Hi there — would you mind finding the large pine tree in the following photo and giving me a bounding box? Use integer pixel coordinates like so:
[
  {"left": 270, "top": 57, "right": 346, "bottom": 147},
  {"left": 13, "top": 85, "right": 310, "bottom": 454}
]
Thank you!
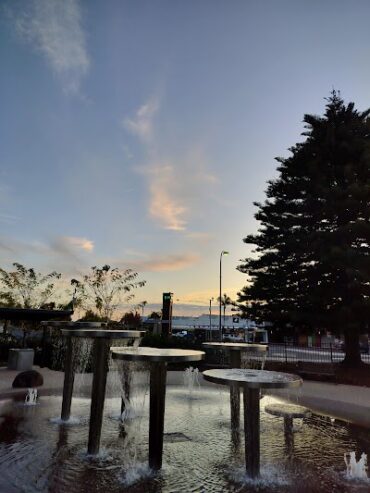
[{"left": 238, "top": 92, "right": 370, "bottom": 366}]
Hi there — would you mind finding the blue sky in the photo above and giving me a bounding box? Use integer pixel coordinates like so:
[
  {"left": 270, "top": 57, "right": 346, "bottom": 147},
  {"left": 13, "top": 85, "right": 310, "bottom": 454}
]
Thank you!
[{"left": 1, "top": 0, "right": 370, "bottom": 315}]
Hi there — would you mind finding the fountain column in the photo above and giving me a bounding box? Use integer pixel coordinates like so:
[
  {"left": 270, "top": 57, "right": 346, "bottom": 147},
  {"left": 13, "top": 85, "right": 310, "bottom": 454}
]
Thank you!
[
  {"left": 120, "top": 365, "right": 132, "bottom": 417},
  {"left": 149, "top": 361, "right": 167, "bottom": 470},
  {"left": 87, "top": 338, "right": 110, "bottom": 455},
  {"left": 61, "top": 337, "right": 75, "bottom": 421},
  {"left": 243, "top": 387, "right": 260, "bottom": 478},
  {"left": 229, "top": 350, "right": 241, "bottom": 430}
]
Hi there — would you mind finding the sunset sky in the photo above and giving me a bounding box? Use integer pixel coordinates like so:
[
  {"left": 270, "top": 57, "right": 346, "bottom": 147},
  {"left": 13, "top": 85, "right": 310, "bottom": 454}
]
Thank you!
[{"left": 2, "top": 1, "right": 370, "bottom": 315}]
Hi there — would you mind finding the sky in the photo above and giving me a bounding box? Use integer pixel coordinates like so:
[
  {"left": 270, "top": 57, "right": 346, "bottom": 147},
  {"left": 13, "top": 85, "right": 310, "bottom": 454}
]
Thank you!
[{"left": 1, "top": 0, "right": 370, "bottom": 316}]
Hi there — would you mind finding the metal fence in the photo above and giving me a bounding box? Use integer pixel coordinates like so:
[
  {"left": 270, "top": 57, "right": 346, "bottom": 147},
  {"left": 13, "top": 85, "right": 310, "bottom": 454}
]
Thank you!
[
  {"left": 204, "top": 343, "right": 370, "bottom": 366},
  {"left": 266, "top": 343, "right": 370, "bottom": 364}
]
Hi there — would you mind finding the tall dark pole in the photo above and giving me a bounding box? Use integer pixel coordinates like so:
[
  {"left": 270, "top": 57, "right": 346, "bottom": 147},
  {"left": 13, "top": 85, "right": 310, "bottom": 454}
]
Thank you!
[
  {"left": 87, "top": 338, "right": 110, "bottom": 455},
  {"left": 149, "top": 361, "right": 167, "bottom": 470},
  {"left": 243, "top": 387, "right": 260, "bottom": 478},
  {"left": 209, "top": 298, "right": 213, "bottom": 341},
  {"left": 219, "top": 251, "right": 229, "bottom": 342},
  {"left": 219, "top": 253, "right": 222, "bottom": 341},
  {"left": 61, "top": 337, "right": 75, "bottom": 421},
  {"left": 230, "top": 350, "right": 242, "bottom": 430}
]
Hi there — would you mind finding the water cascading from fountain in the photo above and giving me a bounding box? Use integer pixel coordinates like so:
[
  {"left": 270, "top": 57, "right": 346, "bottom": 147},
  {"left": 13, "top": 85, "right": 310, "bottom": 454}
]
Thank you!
[
  {"left": 105, "top": 339, "right": 129, "bottom": 417},
  {"left": 241, "top": 350, "right": 266, "bottom": 370},
  {"left": 344, "top": 451, "right": 368, "bottom": 480},
  {"left": 118, "top": 361, "right": 151, "bottom": 485},
  {"left": 50, "top": 337, "right": 93, "bottom": 424},
  {"left": 107, "top": 338, "right": 141, "bottom": 419},
  {"left": 117, "top": 359, "right": 149, "bottom": 421},
  {"left": 25, "top": 388, "right": 38, "bottom": 405},
  {"left": 183, "top": 366, "right": 200, "bottom": 397},
  {"left": 73, "top": 338, "right": 94, "bottom": 398}
]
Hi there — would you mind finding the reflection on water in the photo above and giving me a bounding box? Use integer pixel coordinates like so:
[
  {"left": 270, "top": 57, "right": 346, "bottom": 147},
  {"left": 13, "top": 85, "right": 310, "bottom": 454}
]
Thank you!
[{"left": 0, "top": 389, "right": 369, "bottom": 492}]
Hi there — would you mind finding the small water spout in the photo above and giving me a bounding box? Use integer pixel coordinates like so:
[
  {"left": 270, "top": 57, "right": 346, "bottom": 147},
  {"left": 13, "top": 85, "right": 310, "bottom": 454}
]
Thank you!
[
  {"left": 25, "top": 388, "right": 38, "bottom": 406},
  {"left": 344, "top": 451, "right": 368, "bottom": 480},
  {"left": 183, "top": 367, "right": 200, "bottom": 396}
]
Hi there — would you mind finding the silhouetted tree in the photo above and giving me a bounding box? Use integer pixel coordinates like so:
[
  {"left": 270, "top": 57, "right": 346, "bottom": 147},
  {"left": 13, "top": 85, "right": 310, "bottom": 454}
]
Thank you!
[
  {"left": 0, "top": 263, "right": 61, "bottom": 345},
  {"left": 121, "top": 311, "right": 142, "bottom": 328},
  {"left": 71, "top": 265, "right": 145, "bottom": 322},
  {"left": 148, "top": 311, "right": 161, "bottom": 319},
  {"left": 237, "top": 92, "right": 370, "bottom": 367},
  {"left": 217, "top": 293, "right": 234, "bottom": 326},
  {"left": 0, "top": 263, "right": 61, "bottom": 308},
  {"left": 136, "top": 300, "right": 147, "bottom": 316},
  {"left": 78, "top": 309, "right": 106, "bottom": 322}
]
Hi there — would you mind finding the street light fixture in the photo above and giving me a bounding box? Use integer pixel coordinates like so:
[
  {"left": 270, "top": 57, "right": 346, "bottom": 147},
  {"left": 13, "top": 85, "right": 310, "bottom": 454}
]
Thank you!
[{"left": 219, "top": 250, "right": 229, "bottom": 341}]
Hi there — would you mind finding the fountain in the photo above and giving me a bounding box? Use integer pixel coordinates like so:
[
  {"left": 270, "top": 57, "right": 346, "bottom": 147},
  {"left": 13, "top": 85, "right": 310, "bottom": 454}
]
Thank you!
[
  {"left": 41, "top": 321, "right": 144, "bottom": 455},
  {"left": 2, "top": 363, "right": 370, "bottom": 491},
  {"left": 183, "top": 366, "right": 200, "bottom": 396},
  {"left": 264, "top": 403, "right": 310, "bottom": 435},
  {"left": 111, "top": 347, "right": 205, "bottom": 470},
  {"left": 203, "top": 368, "right": 302, "bottom": 479},
  {"left": 265, "top": 403, "right": 309, "bottom": 452},
  {"left": 203, "top": 342, "right": 268, "bottom": 431},
  {"left": 344, "top": 451, "right": 368, "bottom": 480},
  {"left": 24, "top": 388, "right": 38, "bottom": 406}
]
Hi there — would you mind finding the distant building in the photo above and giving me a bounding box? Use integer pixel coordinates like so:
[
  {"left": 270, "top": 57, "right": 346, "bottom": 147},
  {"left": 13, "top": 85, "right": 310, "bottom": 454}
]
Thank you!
[{"left": 171, "top": 314, "right": 264, "bottom": 330}]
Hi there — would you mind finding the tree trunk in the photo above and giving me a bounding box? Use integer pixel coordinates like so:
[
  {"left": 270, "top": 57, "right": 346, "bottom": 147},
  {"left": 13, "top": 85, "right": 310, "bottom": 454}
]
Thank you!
[{"left": 342, "top": 330, "right": 362, "bottom": 367}]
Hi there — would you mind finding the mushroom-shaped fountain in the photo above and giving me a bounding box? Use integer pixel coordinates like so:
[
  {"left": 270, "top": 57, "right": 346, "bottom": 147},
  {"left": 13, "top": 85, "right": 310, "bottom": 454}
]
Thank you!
[
  {"left": 111, "top": 347, "right": 205, "bottom": 470},
  {"left": 203, "top": 368, "right": 302, "bottom": 479},
  {"left": 202, "top": 342, "right": 268, "bottom": 430},
  {"left": 41, "top": 321, "right": 144, "bottom": 455}
]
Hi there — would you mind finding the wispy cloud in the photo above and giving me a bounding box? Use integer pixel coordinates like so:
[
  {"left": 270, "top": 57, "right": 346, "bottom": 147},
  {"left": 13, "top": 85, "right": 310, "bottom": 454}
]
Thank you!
[
  {"left": 180, "top": 287, "right": 239, "bottom": 305},
  {"left": 123, "top": 97, "right": 159, "bottom": 143},
  {"left": 0, "top": 238, "right": 19, "bottom": 254},
  {"left": 123, "top": 97, "right": 218, "bottom": 232},
  {"left": 185, "top": 232, "right": 213, "bottom": 244},
  {"left": 49, "top": 236, "right": 94, "bottom": 259},
  {"left": 145, "top": 164, "right": 187, "bottom": 231},
  {"left": 59, "top": 236, "right": 94, "bottom": 252},
  {"left": 123, "top": 252, "right": 200, "bottom": 272},
  {"left": 124, "top": 249, "right": 150, "bottom": 258},
  {"left": 0, "top": 234, "right": 94, "bottom": 275},
  {"left": 14, "top": 0, "right": 89, "bottom": 95},
  {"left": 0, "top": 213, "right": 18, "bottom": 224},
  {"left": 0, "top": 183, "right": 17, "bottom": 224},
  {"left": 139, "top": 150, "right": 218, "bottom": 232}
]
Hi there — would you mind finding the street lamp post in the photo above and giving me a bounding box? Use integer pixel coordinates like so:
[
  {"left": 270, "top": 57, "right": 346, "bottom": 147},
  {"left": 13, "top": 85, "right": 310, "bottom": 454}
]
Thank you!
[{"left": 219, "top": 251, "right": 229, "bottom": 341}]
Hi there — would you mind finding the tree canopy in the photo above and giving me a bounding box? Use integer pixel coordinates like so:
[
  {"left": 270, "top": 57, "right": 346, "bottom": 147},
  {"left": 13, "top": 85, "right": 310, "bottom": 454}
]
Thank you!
[
  {"left": 237, "top": 92, "right": 370, "bottom": 365},
  {"left": 0, "top": 262, "right": 61, "bottom": 309},
  {"left": 217, "top": 293, "right": 234, "bottom": 323},
  {"left": 71, "top": 264, "right": 146, "bottom": 322}
]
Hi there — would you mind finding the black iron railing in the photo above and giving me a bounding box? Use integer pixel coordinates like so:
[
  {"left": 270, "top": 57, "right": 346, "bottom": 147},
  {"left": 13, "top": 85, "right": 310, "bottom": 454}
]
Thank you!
[{"left": 204, "top": 342, "right": 370, "bottom": 366}]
